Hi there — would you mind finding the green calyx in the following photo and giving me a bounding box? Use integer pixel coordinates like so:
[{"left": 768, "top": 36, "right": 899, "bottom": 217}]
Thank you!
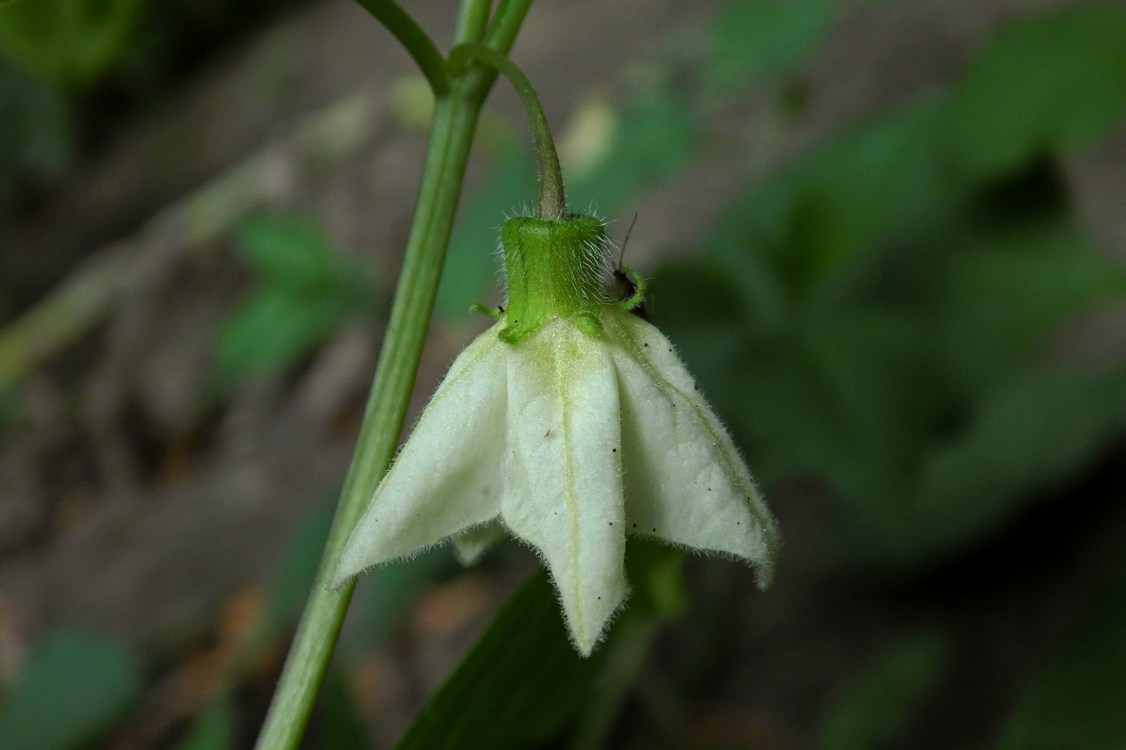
[{"left": 499, "top": 213, "right": 608, "bottom": 344}]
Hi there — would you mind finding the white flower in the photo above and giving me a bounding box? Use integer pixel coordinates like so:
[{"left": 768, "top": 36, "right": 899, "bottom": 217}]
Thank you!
[{"left": 332, "top": 214, "right": 779, "bottom": 655}]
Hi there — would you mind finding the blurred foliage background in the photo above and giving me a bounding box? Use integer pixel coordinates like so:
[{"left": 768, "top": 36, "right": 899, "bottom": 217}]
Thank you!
[{"left": 2, "top": 0, "right": 1126, "bottom": 748}]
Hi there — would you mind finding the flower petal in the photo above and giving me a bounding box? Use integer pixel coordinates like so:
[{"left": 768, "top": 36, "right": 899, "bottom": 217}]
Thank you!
[
  {"left": 451, "top": 521, "right": 505, "bottom": 565},
  {"left": 604, "top": 310, "right": 780, "bottom": 587},
  {"left": 501, "top": 320, "right": 628, "bottom": 655},
  {"left": 332, "top": 324, "right": 507, "bottom": 587}
]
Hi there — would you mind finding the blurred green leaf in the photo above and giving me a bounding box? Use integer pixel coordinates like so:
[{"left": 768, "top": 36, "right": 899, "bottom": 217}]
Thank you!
[
  {"left": 714, "top": 95, "right": 961, "bottom": 303},
  {"left": 215, "top": 287, "right": 356, "bottom": 382},
  {"left": 259, "top": 499, "right": 337, "bottom": 641},
  {"left": 396, "top": 542, "right": 680, "bottom": 750},
  {"left": 394, "top": 569, "right": 605, "bottom": 750},
  {"left": 994, "top": 565, "right": 1126, "bottom": 750},
  {"left": 945, "top": 6, "right": 1126, "bottom": 182},
  {"left": 0, "top": 0, "right": 147, "bottom": 90},
  {"left": 261, "top": 495, "right": 452, "bottom": 654},
  {"left": 213, "top": 214, "right": 370, "bottom": 386},
  {"left": 0, "top": 382, "right": 23, "bottom": 431},
  {"left": 568, "top": 90, "right": 698, "bottom": 214},
  {"left": 0, "top": 628, "right": 143, "bottom": 750},
  {"left": 316, "top": 671, "right": 369, "bottom": 750},
  {"left": 172, "top": 699, "right": 234, "bottom": 750},
  {"left": 351, "top": 547, "right": 453, "bottom": 646},
  {"left": 819, "top": 630, "right": 949, "bottom": 750},
  {"left": 909, "top": 366, "right": 1126, "bottom": 562},
  {"left": 236, "top": 215, "right": 359, "bottom": 292},
  {"left": 682, "top": 60, "right": 1126, "bottom": 571},
  {"left": 0, "top": 58, "right": 74, "bottom": 195},
  {"left": 933, "top": 215, "right": 1126, "bottom": 393},
  {"left": 707, "top": 0, "right": 831, "bottom": 86}
]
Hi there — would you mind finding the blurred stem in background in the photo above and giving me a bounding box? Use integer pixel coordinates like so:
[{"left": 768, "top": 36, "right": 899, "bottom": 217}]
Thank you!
[{"left": 253, "top": 2, "right": 532, "bottom": 748}]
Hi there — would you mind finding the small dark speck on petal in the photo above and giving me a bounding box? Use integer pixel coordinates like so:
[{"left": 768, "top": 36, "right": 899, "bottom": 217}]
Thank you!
[
  {"left": 651, "top": 527, "right": 657, "bottom": 533},
  {"left": 632, "top": 523, "right": 637, "bottom": 528},
  {"left": 644, "top": 342, "right": 649, "bottom": 347},
  {"left": 612, "top": 448, "right": 617, "bottom": 453},
  {"left": 608, "top": 522, "right": 613, "bottom": 526}
]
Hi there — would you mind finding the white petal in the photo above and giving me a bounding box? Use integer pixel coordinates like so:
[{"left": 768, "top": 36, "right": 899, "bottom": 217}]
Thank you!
[
  {"left": 331, "top": 324, "right": 507, "bottom": 588},
  {"left": 604, "top": 310, "right": 780, "bottom": 587},
  {"left": 451, "top": 521, "right": 505, "bottom": 565},
  {"left": 501, "top": 319, "right": 628, "bottom": 655}
]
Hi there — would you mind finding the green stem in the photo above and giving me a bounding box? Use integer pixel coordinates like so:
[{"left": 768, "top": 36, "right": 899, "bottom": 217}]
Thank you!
[
  {"left": 453, "top": 0, "right": 492, "bottom": 44},
  {"left": 253, "top": 100, "right": 476, "bottom": 750},
  {"left": 484, "top": 0, "right": 534, "bottom": 52},
  {"left": 253, "top": 3, "right": 535, "bottom": 745},
  {"left": 353, "top": 0, "right": 451, "bottom": 96},
  {"left": 449, "top": 41, "right": 565, "bottom": 219}
]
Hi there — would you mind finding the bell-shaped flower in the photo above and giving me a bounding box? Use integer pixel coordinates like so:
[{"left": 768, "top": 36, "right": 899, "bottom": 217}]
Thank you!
[{"left": 332, "top": 213, "right": 779, "bottom": 655}]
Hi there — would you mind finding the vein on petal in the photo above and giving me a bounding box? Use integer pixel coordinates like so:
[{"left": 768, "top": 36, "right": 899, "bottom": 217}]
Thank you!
[{"left": 554, "top": 331, "right": 585, "bottom": 643}]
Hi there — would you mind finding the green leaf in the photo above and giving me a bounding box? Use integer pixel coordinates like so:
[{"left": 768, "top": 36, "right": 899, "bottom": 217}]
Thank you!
[
  {"left": 0, "top": 0, "right": 147, "bottom": 90},
  {"left": 172, "top": 699, "right": 235, "bottom": 750},
  {"left": 396, "top": 542, "right": 680, "bottom": 750},
  {"left": 945, "top": 6, "right": 1126, "bottom": 181},
  {"left": 213, "top": 215, "right": 370, "bottom": 385},
  {"left": 237, "top": 215, "right": 357, "bottom": 292},
  {"left": 214, "top": 285, "right": 358, "bottom": 383},
  {"left": 259, "top": 500, "right": 337, "bottom": 642},
  {"left": 351, "top": 547, "right": 453, "bottom": 647},
  {"left": 567, "top": 90, "right": 697, "bottom": 215},
  {"left": 394, "top": 570, "right": 605, "bottom": 750},
  {"left": 0, "top": 628, "right": 143, "bottom": 750},
  {"left": 0, "top": 58, "right": 74, "bottom": 193},
  {"left": 713, "top": 95, "right": 960, "bottom": 301},
  {"left": 995, "top": 567, "right": 1126, "bottom": 750},
  {"left": 910, "top": 366, "right": 1126, "bottom": 561},
  {"left": 0, "top": 382, "right": 23, "bottom": 431},
  {"left": 707, "top": 0, "right": 832, "bottom": 86},
  {"left": 933, "top": 215, "right": 1126, "bottom": 393},
  {"left": 316, "top": 671, "right": 369, "bottom": 750},
  {"left": 819, "top": 630, "right": 949, "bottom": 750}
]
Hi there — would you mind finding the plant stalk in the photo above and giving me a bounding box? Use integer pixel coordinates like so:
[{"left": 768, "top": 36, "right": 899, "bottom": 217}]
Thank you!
[
  {"left": 254, "top": 51, "right": 506, "bottom": 750},
  {"left": 254, "top": 3, "right": 536, "bottom": 746}
]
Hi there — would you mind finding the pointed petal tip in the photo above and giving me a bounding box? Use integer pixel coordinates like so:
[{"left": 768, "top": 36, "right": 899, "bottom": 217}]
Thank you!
[
  {"left": 562, "top": 580, "right": 631, "bottom": 658},
  {"left": 451, "top": 520, "right": 504, "bottom": 566},
  {"left": 327, "top": 544, "right": 381, "bottom": 592},
  {"left": 753, "top": 557, "right": 776, "bottom": 591},
  {"left": 749, "top": 521, "right": 782, "bottom": 590}
]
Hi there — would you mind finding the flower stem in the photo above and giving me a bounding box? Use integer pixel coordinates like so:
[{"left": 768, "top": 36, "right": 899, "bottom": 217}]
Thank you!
[
  {"left": 453, "top": 0, "right": 492, "bottom": 46},
  {"left": 484, "top": 0, "right": 535, "bottom": 52},
  {"left": 352, "top": 0, "right": 451, "bottom": 96},
  {"left": 449, "top": 41, "right": 566, "bottom": 219},
  {"left": 253, "top": 4, "right": 533, "bottom": 747}
]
